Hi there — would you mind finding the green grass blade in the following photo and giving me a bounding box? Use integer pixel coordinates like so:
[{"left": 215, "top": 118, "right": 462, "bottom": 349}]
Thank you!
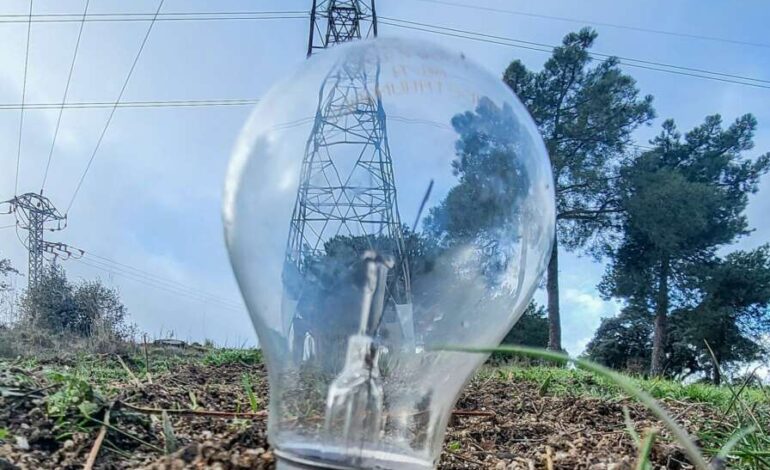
[
  {"left": 716, "top": 426, "right": 756, "bottom": 462},
  {"left": 623, "top": 406, "right": 641, "bottom": 446},
  {"left": 635, "top": 429, "right": 657, "bottom": 470},
  {"left": 241, "top": 373, "right": 260, "bottom": 413},
  {"left": 440, "top": 344, "right": 711, "bottom": 470}
]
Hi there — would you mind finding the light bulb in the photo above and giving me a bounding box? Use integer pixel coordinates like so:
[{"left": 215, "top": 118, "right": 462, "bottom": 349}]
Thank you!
[{"left": 223, "top": 37, "right": 555, "bottom": 469}]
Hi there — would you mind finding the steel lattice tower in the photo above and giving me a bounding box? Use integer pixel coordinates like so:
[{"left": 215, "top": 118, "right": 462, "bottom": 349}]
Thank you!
[
  {"left": 307, "top": 0, "right": 377, "bottom": 57},
  {"left": 284, "top": 1, "right": 412, "bottom": 344},
  {"left": 2, "top": 193, "right": 68, "bottom": 288}
]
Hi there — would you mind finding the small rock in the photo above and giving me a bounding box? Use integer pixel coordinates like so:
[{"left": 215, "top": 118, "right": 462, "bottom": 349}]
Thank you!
[
  {"left": 14, "top": 436, "right": 29, "bottom": 451},
  {"left": 0, "top": 457, "right": 21, "bottom": 470}
]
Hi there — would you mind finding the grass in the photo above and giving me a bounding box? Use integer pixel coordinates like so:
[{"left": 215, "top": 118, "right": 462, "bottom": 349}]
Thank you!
[
  {"left": 204, "top": 348, "right": 263, "bottom": 366},
  {"left": 482, "top": 364, "right": 766, "bottom": 407},
  {"left": 4, "top": 345, "right": 768, "bottom": 469},
  {"left": 472, "top": 348, "right": 770, "bottom": 470},
  {"left": 489, "top": 364, "right": 768, "bottom": 468}
]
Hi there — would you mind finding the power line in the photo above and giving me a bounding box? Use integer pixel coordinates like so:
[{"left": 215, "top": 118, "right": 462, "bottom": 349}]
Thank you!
[
  {"left": 79, "top": 253, "right": 242, "bottom": 310},
  {"left": 0, "top": 98, "right": 261, "bottom": 110},
  {"left": 413, "top": 0, "right": 770, "bottom": 50},
  {"left": 382, "top": 17, "right": 770, "bottom": 85},
  {"left": 0, "top": 224, "right": 17, "bottom": 230},
  {"left": 379, "top": 17, "right": 770, "bottom": 90},
  {"left": 41, "top": 0, "right": 89, "bottom": 194},
  {"left": 73, "top": 257, "right": 243, "bottom": 313},
  {"left": 0, "top": 11, "right": 307, "bottom": 24},
  {"left": 66, "top": 0, "right": 164, "bottom": 215},
  {"left": 14, "top": 0, "right": 33, "bottom": 196}
]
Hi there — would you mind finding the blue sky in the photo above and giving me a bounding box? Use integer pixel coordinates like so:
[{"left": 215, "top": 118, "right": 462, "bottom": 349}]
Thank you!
[{"left": 0, "top": 0, "right": 768, "bottom": 355}]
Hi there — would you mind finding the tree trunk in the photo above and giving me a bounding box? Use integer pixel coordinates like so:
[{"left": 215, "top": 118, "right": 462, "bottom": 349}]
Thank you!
[
  {"left": 650, "top": 258, "right": 670, "bottom": 377},
  {"left": 546, "top": 235, "right": 561, "bottom": 351}
]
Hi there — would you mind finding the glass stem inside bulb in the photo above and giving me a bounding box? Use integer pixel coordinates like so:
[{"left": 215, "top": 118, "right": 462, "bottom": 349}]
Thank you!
[{"left": 323, "top": 251, "right": 390, "bottom": 459}]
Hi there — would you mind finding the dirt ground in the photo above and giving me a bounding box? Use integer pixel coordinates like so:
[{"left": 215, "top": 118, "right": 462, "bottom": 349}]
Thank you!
[{"left": 1, "top": 356, "right": 723, "bottom": 469}]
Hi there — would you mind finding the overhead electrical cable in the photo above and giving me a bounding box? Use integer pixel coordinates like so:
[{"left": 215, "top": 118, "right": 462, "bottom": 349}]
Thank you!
[
  {"left": 14, "top": 0, "right": 33, "bottom": 196},
  {"left": 412, "top": 0, "right": 770, "bottom": 50},
  {"left": 379, "top": 17, "right": 770, "bottom": 90},
  {"left": 0, "top": 11, "right": 307, "bottom": 24},
  {"left": 0, "top": 98, "right": 261, "bottom": 110},
  {"left": 66, "top": 0, "right": 165, "bottom": 215},
  {"left": 391, "top": 17, "right": 770, "bottom": 85},
  {"left": 73, "top": 258, "right": 243, "bottom": 313},
  {"left": 81, "top": 251, "right": 242, "bottom": 309},
  {"left": 41, "top": 0, "right": 89, "bottom": 194}
]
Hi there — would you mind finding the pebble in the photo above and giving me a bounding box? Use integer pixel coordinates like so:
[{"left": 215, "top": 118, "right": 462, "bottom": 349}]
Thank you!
[{"left": 14, "top": 436, "right": 29, "bottom": 451}]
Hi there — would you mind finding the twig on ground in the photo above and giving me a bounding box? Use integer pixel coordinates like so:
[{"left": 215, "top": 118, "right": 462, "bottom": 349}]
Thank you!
[
  {"left": 451, "top": 409, "right": 496, "bottom": 417},
  {"left": 84, "top": 404, "right": 112, "bottom": 470},
  {"left": 115, "top": 355, "right": 142, "bottom": 387},
  {"left": 118, "top": 401, "right": 267, "bottom": 419}
]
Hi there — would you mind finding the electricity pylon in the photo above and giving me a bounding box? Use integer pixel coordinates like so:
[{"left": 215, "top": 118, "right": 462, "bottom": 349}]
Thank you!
[
  {"left": 307, "top": 0, "right": 377, "bottom": 57},
  {"left": 284, "top": 0, "right": 413, "bottom": 356},
  {"left": 1, "top": 193, "right": 79, "bottom": 288}
]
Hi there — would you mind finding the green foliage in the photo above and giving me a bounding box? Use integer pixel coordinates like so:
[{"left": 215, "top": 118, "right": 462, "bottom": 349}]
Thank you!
[
  {"left": 426, "top": 97, "right": 529, "bottom": 244},
  {"left": 19, "top": 264, "right": 131, "bottom": 340},
  {"left": 204, "top": 348, "right": 262, "bottom": 366},
  {"left": 503, "top": 28, "right": 655, "bottom": 350},
  {"left": 635, "top": 430, "right": 657, "bottom": 470},
  {"left": 161, "top": 410, "right": 179, "bottom": 454},
  {"left": 504, "top": 28, "right": 654, "bottom": 247},
  {"left": 585, "top": 305, "right": 653, "bottom": 374},
  {"left": 601, "top": 115, "right": 770, "bottom": 376},
  {"left": 489, "top": 303, "right": 549, "bottom": 364},
  {"left": 484, "top": 350, "right": 770, "bottom": 469},
  {"left": 458, "top": 344, "right": 711, "bottom": 469},
  {"left": 0, "top": 256, "right": 17, "bottom": 291},
  {"left": 241, "top": 373, "right": 261, "bottom": 412},
  {"left": 46, "top": 370, "right": 102, "bottom": 417},
  {"left": 503, "top": 303, "right": 549, "bottom": 347}
]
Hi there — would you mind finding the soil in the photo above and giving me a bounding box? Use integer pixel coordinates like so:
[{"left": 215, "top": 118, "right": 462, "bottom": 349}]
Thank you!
[{"left": 0, "top": 357, "right": 722, "bottom": 469}]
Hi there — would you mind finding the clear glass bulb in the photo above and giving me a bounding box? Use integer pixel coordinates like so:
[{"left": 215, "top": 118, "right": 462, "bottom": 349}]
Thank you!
[{"left": 223, "top": 37, "right": 555, "bottom": 469}]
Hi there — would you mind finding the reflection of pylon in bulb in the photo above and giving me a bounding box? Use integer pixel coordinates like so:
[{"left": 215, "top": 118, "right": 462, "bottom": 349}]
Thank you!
[{"left": 224, "top": 37, "right": 555, "bottom": 469}]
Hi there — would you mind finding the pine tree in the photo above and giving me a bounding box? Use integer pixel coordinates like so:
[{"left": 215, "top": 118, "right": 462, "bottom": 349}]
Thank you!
[
  {"left": 602, "top": 115, "right": 770, "bottom": 376},
  {"left": 504, "top": 28, "right": 654, "bottom": 350}
]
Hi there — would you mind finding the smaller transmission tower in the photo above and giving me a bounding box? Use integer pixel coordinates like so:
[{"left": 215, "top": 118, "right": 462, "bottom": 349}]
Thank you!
[
  {"left": 2, "top": 193, "right": 68, "bottom": 288},
  {"left": 307, "top": 0, "right": 377, "bottom": 57}
]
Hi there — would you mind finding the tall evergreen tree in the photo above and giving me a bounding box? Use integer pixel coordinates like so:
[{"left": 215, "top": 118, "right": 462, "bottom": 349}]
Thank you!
[
  {"left": 602, "top": 115, "right": 770, "bottom": 376},
  {"left": 504, "top": 28, "right": 654, "bottom": 350}
]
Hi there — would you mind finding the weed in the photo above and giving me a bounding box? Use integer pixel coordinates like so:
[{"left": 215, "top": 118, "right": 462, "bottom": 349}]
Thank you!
[
  {"left": 46, "top": 371, "right": 102, "bottom": 418},
  {"left": 242, "top": 373, "right": 261, "bottom": 412},
  {"left": 188, "top": 391, "right": 199, "bottom": 411},
  {"left": 161, "top": 411, "right": 179, "bottom": 454},
  {"left": 204, "top": 348, "right": 262, "bottom": 366}
]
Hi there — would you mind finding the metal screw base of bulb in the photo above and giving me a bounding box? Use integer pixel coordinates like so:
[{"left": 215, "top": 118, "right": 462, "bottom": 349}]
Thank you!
[{"left": 275, "top": 451, "right": 355, "bottom": 470}]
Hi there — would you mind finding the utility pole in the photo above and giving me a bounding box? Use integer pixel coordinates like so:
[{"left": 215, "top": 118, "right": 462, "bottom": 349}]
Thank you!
[
  {"left": 284, "top": 1, "right": 414, "bottom": 360},
  {"left": 1, "top": 193, "right": 79, "bottom": 288}
]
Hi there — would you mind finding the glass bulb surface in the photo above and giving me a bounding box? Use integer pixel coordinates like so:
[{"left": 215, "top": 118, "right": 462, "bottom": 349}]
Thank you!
[{"left": 224, "top": 37, "right": 555, "bottom": 469}]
